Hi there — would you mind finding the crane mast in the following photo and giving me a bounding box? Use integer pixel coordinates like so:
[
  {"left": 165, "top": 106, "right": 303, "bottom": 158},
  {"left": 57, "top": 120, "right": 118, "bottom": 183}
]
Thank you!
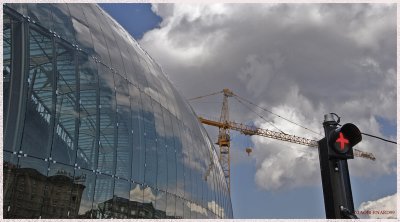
[{"left": 217, "top": 89, "right": 233, "bottom": 193}]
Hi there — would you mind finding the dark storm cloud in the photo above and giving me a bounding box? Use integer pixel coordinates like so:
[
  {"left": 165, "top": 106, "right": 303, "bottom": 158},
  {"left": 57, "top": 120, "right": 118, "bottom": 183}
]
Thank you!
[{"left": 140, "top": 3, "right": 396, "bottom": 190}]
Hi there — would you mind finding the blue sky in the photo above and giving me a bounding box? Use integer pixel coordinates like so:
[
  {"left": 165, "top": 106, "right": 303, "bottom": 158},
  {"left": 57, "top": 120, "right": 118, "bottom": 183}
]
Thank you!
[
  {"left": 100, "top": 4, "right": 161, "bottom": 40},
  {"left": 100, "top": 3, "right": 396, "bottom": 219}
]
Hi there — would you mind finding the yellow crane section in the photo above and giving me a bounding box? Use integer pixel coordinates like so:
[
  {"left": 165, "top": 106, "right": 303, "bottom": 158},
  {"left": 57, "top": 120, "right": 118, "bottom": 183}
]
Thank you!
[{"left": 198, "top": 116, "right": 376, "bottom": 161}]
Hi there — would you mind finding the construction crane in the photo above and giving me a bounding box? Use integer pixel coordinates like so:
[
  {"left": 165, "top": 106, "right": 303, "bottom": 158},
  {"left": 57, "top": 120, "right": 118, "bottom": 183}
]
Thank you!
[{"left": 190, "top": 88, "right": 376, "bottom": 194}]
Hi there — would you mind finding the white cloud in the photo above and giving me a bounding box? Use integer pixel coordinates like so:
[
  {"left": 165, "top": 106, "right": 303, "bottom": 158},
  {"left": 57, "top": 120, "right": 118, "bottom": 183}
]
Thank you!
[
  {"left": 140, "top": 3, "right": 396, "bottom": 191},
  {"left": 208, "top": 200, "right": 225, "bottom": 218},
  {"left": 188, "top": 201, "right": 208, "bottom": 217},
  {"left": 129, "top": 184, "right": 157, "bottom": 203},
  {"left": 357, "top": 193, "right": 397, "bottom": 219}
]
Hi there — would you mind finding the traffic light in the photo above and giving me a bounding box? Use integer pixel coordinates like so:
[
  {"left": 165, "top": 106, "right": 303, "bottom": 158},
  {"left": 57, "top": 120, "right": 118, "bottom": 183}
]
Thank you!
[
  {"left": 327, "top": 123, "right": 362, "bottom": 160},
  {"left": 319, "top": 114, "right": 360, "bottom": 219}
]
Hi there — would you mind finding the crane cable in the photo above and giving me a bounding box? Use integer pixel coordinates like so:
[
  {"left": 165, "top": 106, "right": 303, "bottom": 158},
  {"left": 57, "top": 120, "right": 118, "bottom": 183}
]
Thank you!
[
  {"left": 188, "top": 90, "right": 222, "bottom": 101},
  {"left": 232, "top": 93, "right": 323, "bottom": 136},
  {"left": 361, "top": 133, "right": 397, "bottom": 144},
  {"left": 233, "top": 96, "right": 286, "bottom": 134},
  {"left": 333, "top": 115, "right": 397, "bottom": 145}
]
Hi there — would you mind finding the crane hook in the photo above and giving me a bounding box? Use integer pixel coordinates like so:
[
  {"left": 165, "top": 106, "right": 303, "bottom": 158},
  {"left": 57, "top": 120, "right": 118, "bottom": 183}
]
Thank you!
[{"left": 245, "top": 147, "right": 252, "bottom": 156}]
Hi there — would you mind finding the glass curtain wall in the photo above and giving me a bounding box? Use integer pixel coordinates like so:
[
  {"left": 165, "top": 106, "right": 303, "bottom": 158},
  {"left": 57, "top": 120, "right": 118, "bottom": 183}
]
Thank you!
[{"left": 3, "top": 3, "right": 233, "bottom": 219}]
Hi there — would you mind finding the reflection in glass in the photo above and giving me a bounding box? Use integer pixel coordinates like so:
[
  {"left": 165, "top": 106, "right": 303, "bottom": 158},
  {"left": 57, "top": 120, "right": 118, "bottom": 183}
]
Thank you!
[
  {"left": 21, "top": 28, "right": 53, "bottom": 159},
  {"left": 155, "top": 190, "right": 166, "bottom": 218},
  {"left": 51, "top": 42, "right": 77, "bottom": 165},
  {"left": 50, "top": 4, "right": 76, "bottom": 44},
  {"left": 27, "top": 4, "right": 53, "bottom": 31},
  {"left": 175, "top": 197, "right": 184, "bottom": 218},
  {"left": 74, "top": 168, "right": 95, "bottom": 218},
  {"left": 152, "top": 100, "right": 168, "bottom": 191},
  {"left": 166, "top": 192, "right": 176, "bottom": 218},
  {"left": 92, "top": 174, "right": 114, "bottom": 219},
  {"left": 3, "top": 13, "right": 12, "bottom": 132},
  {"left": 76, "top": 54, "right": 98, "bottom": 170},
  {"left": 115, "top": 74, "right": 132, "bottom": 180},
  {"left": 129, "top": 85, "right": 145, "bottom": 184},
  {"left": 41, "top": 163, "right": 77, "bottom": 218},
  {"left": 3, "top": 151, "right": 18, "bottom": 217},
  {"left": 7, "top": 157, "right": 48, "bottom": 218},
  {"left": 97, "top": 64, "right": 116, "bottom": 175},
  {"left": 142, "top": 94, "right": 157, "bottom": 188},
  {"left": 113, "top": 179, "right": 130, "bottom": 218},
  {"left": 82, "top": 5, "right": 110, "bottom": 66}
]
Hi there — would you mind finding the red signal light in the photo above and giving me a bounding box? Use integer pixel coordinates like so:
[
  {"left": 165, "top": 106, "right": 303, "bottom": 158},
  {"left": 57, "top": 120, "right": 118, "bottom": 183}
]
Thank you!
[{"left": 336, "top": 132, "right": 349, "bottom": 150}]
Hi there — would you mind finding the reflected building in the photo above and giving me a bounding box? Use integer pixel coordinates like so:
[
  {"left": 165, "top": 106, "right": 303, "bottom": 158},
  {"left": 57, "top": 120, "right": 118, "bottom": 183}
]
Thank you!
[
  {"left": 4, "top": 162, "right": 85, "bottom": 218},
  {"left": 3, "top": 3, "right": 233, "bottom": 219}
]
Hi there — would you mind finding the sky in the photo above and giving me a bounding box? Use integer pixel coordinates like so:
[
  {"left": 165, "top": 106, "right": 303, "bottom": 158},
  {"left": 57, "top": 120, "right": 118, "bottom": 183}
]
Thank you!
[{"left": 100, "top": 3, "right": 397, "bottom": 219}]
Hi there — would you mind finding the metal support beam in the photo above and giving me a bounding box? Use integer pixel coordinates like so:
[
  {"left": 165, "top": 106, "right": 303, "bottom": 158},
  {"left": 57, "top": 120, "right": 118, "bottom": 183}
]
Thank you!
[{"left": 4, "top": 16, "right": 28, "bottom": 153}]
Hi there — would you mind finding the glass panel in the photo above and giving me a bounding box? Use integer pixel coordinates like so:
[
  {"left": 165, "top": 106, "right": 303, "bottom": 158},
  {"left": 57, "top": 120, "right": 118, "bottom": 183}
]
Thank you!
[
  {"left": 3, "top": 151, "right": 19, "bottom": 218},
  {"left": 94, "top": 5, "right": 126, "bottom": 78},
  {"left": 128, "top": 183, "right": 144, "bottom": 218},
  {"left": 67, "top": 4, "right": 88, "bottom": 26},
  {"left": 183, "top": 200, "right": 191, "bottom": 219},
  {"left": 139, "top": 57, "right": 160, "bottom": 103},
  {"left": 191, "top": 202, "right": 199, "bottom": 219},
  {"left": 113, "top": 179, "right": 130, "bottom": 218},
  {"left": 125, "top": 37, "right": 148, "bottom": 89},
  {"left": 216, "top": 176, "right": 222, "bottom": 218},
  {"left": 151, "top": 62, "right": 178, "bottom": 117},
  {"left": 82, "top": 5, "right": 110, "bottom": 66},
  {"left": 142, "top": 186, "right": 156, "bottom": 218},
  {"left": 115, "top": 74, "right": 132, "bottom": 180},
  {"left": 182, "top": 127, "right": 192, "bottom": 202},
  {"left": 50, "top": 3, "right": 76, "bottom": 43},
  {"left": 74, "top": 168, "right": 95, "bottom": 218},
  {"left": 51, "top": 42, "right": 76, "bottom": 165},
  {"left": 3, "top": 13, "right": 12, "bottom": 132},
  {"left": 166, "top": 193, "right": 175, "bottom": 218},
  {"left": 67, "top": 4, "right": 94, "bottom": 54},
  {"left": 175, "top": 197, "right": 184, "bottom": 218},
  {"left": 21, "top": 28, "right": 53, "bottom": 159},
  {"left": 142, "top": 57, "right": 167, "bottom": 109},
  {"left": 92, "top": 174, "right": 114, "bottom": 219},
  {"left": 187, "top": 128, "right": 197, "bottom": 202},
  {"left": 41, "top": 162, "right": 74, "bottom": 218},
  {"left": 27, "top": 4, "right": 53, "bottom": 30},
  {"left": 204, "top": 182, "right": 209, "bottom": 217},
  {"left": 76, "top": 53, "right": 98, "bottom": 170},
  {"left": 7, "top": 3, "right": 28, "bottom": 15},
  {"left": 9, "top": 157, "right": 48, "bottom": 218},
  {"left": 191, "top": 168, "right": 199, "bottom": 209},
  {"left": 172, "top": 119, "right": 184, "bottom": 198},
  {"left": 97, "top": 64, "right": 116, "bottom": 175},
  {"left": 154, "top": 103, "right": 167, "bottom": 191},
  {"left": 164, "top": 112, "right": 177, "bottom": 195},
  {"left": 129, "top": 85, "right": 145, "bottom": 184},
  {"left": 154, "top": 190, "right": 166, "bottom": 218},
  {"left": 110, "top": 26, "right": 136, "bottom": 82},
  {"left": 142, "top": 94, "right": 157, "bottom": 187},
  {"left": 207, "top": 168, "right": 216, "bottom": 214}
]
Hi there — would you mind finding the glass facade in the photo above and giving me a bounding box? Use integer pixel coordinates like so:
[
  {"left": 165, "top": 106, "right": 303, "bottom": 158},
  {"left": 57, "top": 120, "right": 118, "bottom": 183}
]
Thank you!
[{"left": 3, "top": 3, "right": 233, "bottom": 219}]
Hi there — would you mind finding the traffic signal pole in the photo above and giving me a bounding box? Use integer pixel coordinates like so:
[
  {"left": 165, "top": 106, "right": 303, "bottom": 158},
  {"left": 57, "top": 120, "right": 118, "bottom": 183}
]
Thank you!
[{"left": 318, "top": 114, "right": 358, "bottom": 219}]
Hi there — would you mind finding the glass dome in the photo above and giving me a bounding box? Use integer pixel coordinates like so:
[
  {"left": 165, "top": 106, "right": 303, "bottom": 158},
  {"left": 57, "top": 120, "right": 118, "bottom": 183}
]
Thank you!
[{"left": 3, "top": 3, "right": 233, "bottom": 219}]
